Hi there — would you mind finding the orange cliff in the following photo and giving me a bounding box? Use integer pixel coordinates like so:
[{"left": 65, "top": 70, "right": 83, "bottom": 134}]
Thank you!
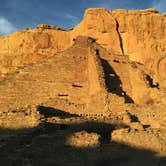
[
  {"left": 0, "top": 8, "right": 166, "bottom": 85},
  {"left": 71, "top": 8, "right": 166, "bottom": 85},
  {"left": 0, "top": 24, "right": 71, "bottom": 76}
]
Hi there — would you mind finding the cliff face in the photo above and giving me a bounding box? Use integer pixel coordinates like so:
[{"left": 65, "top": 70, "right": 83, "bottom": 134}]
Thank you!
[
  {"left": 72, "top": 8, "right": 166, "bottom": 59},
  {"left": 1, "top": 8, "right": 166, "bottom": 161},
  {"left": 71, "top": 8, "right": 166, "bottom": 84},
  {"left": 110, "top": 8, "right": 166, "bottom": 84},
  {"left": 70, "top": 8, "right": 122, "bottom": 55},
  {"left": 112, "top": 8, "right": 166, "bottom": 61},
  {"left": 0, "top": 8, "right": 165, "bottom": 85},
  {"left": 0, "top": 25, "right": 71, "bottom": 76}
]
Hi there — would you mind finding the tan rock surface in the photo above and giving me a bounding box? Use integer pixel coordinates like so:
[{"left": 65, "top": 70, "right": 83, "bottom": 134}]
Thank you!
[
  {"left": 0, "top": 35, "right": 159, "bottom": 131},
  {"left": 0, "top": 25, "right": 71, "bottom": 77},
  {"left": 0, "top": 35, "right": 156, "bottom": 121},
  {"left": 71, "top": 8, "right": 166, "bottom": 85},
  {"left": 0, "top": 8, "right": 165, "bottom": 86},
  {"left": 70, "top": 8, "right": 122, "bottom": 55},
  {"left": 0, "top": 36, "right": 107, "bottom": 120},
  {"left": 0, "top": 8, "right": 166, "bottom": 164}
]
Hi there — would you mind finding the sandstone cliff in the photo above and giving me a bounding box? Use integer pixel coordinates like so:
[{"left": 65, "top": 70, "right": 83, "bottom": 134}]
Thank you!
[
  {"left": 0, "top": 8, "right": 166, "bottom": 164},
  {"left": 0, "top": 24, "right": 71, "bottom": 76},
  {"left": 71, "top": 8, "right": 166, "bottom": 86},
  {"left": 0, "top": 8, "right": 165, "bottom": 86}
]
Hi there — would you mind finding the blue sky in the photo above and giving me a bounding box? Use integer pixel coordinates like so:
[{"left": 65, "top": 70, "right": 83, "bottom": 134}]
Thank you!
[{"left": 0, "top": 0, "right": 166, "bottom": 36}]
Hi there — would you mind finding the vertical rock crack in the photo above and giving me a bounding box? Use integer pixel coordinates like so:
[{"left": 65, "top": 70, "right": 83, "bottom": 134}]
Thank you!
[{"left": 115, "top": 19, "right": 124, "bottom": 56}]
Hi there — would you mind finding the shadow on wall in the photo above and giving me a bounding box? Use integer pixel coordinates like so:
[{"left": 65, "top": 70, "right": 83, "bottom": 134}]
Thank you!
[
  {"left": 101, "top": 58, "right": 134, "bottom": 103},
  {"left": 0, "top": 106, "right": 166, "bottom": 166},
  {"left": 37, "top": 105, "right": 80, "bottom": 119},
  {"left": 146, "top": 75, "right": 159, "bottom": 89}
]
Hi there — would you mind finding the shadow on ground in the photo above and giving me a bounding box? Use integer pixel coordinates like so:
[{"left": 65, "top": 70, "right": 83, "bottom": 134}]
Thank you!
[{"left": 0, "top": 106, "right": 165, "bottom": 166}]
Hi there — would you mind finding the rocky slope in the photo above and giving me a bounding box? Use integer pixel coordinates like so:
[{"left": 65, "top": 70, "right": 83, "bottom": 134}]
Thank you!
[{"left": 0, "top": 37, "right": 107, "bottom": 119}]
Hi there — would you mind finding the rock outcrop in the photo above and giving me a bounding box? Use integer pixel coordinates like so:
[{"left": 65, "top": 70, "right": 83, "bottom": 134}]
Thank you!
[
  {"left": 71, "top": 8, "right": 166, "bottom": 86},
  {"left": 0, "top": 25, "right": 71, "bottom": 77},
  {"left": 0, "top": 8, "right": 165, "bottom": 128},
  {"left": 0, "top": 8, "right": 165, "bottom": 86},
  {"left": 0, "top": 8, "right": 166, "bottom": 160},
  {"left": 72, "top": 8, "right": 166, "bottom": 62},
  {"left": 71, "top": 8, "right": 122, "bottom": 55}
]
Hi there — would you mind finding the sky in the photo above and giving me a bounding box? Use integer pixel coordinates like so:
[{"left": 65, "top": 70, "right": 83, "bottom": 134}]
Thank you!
[{"left": 0, "top": 0, "right": 166, "bottom": 36}]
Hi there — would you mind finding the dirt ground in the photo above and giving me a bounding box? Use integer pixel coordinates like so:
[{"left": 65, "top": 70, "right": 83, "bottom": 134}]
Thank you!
[{"left": 0, "top": 103, "right": 166, "bottom": 166}]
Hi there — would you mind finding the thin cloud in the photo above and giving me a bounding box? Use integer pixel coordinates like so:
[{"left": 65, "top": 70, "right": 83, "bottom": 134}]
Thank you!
[
  {"left": 64, "top": 13, "right": 80, "bottom": 29},
  {"left": 65, "top": 13, "right": 79, "bottom": 23},
  {"left": 152, "top": 0, "right": 166, "bottom": 13},
  {"left": 0, "top": 17, "right": 18, "bottom": 36}
]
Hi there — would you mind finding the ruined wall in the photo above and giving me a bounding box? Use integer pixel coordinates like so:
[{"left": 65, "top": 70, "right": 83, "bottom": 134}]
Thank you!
[{"left": 0, "top": 37, "right": 107, "bottom": 115}]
